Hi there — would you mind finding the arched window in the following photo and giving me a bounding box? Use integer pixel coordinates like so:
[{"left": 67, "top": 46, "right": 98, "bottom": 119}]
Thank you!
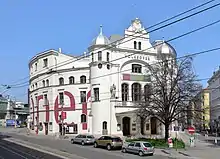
[
  {"left": 59, "top": 77, "right": 64, "bottom": 85},
  {"left": 98, "top": 51, "right": 102, "bottom": 61},
  {"left": 132, "top": 83, "right": 141, "bottom": 101},
  {"left": 46, "top": 79, "right": 49, "bottom": 87},
  {"left": 69, "top": 76, "right": 74, "bottom": 84},
  {"left": 80, "top": 75, "right": 86, "bottom": 84},
  {"left": 102, "top": 121, "right": 107, "bottom": 130},
  {"left": 134, "top": 41, "right": 137, "bottom": 49},
  {"left": 42, "top": 80, "right": 45, "bottom": 87},
  {"left": 144, "top": 84, "right": 151, "bottom": 103},
  {"left": 122, "top": 83, "right": 129, "bottom": 101},
  {"left": 35, "top": 83, "right": 38, "bottom": 88},
  {"left": 138, "top": 42, "right": 141, "bottom": 50},
  {"left": 107, "top": 52, "right": 110, "bottom": 62},
  {"left": 81, "top": 114, "right": 87, "bottom": 123}
]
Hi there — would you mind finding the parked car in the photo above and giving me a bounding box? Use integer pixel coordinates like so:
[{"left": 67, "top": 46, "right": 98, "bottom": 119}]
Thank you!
[
  {"left": 122, "top": 141, "right": 154, "bottom": 156},
  {"left": 94, "top": 135, "right": 123, "bottom": 150},
  {"left": 71, "top": 134, "right": 95, "bottom": 145}
]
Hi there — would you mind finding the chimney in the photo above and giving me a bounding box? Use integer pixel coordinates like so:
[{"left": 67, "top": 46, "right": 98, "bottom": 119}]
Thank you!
[{"left": 58, "top": 48, "right": 62, "bottom": 53}]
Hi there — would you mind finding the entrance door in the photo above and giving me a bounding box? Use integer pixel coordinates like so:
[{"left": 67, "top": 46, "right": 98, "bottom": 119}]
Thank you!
[
  {"left": 151, "top": 117, "right": 157, "bottom": 134},
  {"left": 45, "top": 123, "right": 48, "bottom": 135},
  {"left": 122, "top": 117, "right": 130, "bottom": 136}
]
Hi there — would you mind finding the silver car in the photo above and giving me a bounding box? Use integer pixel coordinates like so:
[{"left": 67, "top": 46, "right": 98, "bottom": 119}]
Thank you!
[
  {"left": 122, "top": 141, "right": 154, "bottom": 156},
  {"left": 71, "top": 134, "right": 95, "bottom": 145}
]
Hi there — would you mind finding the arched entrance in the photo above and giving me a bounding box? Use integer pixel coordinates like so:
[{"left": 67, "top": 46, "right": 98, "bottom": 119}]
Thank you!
[
  {"left": 122, "top": 117, "right": 130, "bottom": 136},
  {"left": 151, "top": 117, "right": 157, "bottom": 134}
]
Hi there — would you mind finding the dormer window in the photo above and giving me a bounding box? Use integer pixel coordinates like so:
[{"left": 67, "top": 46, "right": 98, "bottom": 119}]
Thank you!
[
  {"left": 138, "top": 42, "right": 141, "bottom": 50},
  {"left": 132, "top": 64, "right": 142, "bottom": 73},
  {"left": 98, "top": 51, "right": 102, "bottom": 61},
  {"left": 134, "top": 41, "right": 137, "bottom": 49}
]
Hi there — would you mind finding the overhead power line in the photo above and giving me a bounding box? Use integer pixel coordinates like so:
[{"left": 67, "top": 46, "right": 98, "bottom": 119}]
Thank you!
[
  {"left": 10, "top": 18, "right": 220, "bottom": 89},
  {"left": 8, "top": 1, "right": 219, "bottom": 86}
]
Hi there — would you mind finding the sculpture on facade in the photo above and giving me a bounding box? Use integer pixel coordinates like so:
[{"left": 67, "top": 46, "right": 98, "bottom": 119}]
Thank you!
[{"left": 110, "top": 84, "right": 116, "bottom": 98}]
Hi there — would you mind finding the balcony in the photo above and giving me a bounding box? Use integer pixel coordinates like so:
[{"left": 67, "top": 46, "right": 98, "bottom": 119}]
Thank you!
[{"left": 114, "top": 101, "right": 140, "bottom": 108}]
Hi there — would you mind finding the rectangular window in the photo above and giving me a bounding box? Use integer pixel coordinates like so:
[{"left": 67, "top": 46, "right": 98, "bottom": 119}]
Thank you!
[
  {"left": 43, "top": 58, "right": 48, "bottom": 67},
  {"left": 91, "top": 53, "right": 94, "bottom": 62},
  {"left": 132, "top": 64, "right": 142, "bottom": 73},
  {"left": 80, "top": 91, "right": 86, "bottom": 103},
  {"left": 107, "top": 52, "right": 110, "bottom": 62},
  {"left": 35, "top": 63, "right": 37, "bottom": 71},
  {"left": 35, "top": 96, "right": 38, "bottom": 107},
  {"left": 94, "top": 88, "right": 99, "bottom": 101},
  {"left": 98, "top": 51, "right": 102, "bottom": 61},
  {"left": 44, "top": 94, "right": 48, "bottom": 105},
  {"left": 59, "top": 92, "right": 64, "bottom": 105}
]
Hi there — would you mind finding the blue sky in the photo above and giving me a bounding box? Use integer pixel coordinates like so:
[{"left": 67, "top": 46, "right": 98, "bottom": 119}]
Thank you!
[{"left": 0, "top": 0, "right": 220, "bottom": 103}]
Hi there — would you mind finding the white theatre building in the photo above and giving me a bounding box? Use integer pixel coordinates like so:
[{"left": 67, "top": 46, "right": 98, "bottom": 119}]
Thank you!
[{"left": 28, "top": 18, "right": 177, "bottom": 137}]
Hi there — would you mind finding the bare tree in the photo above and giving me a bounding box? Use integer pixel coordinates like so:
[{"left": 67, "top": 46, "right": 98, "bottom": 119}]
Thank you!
[{"left": 136, "top": 54, "right": 202, "bottom": 140}]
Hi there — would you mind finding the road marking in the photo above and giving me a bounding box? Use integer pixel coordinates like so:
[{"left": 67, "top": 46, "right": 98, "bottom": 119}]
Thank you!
[
  {"left": 0, "top": 144, "right": 27, "bottom": 159},
  {"left": 0, "top": 141, "right": 39, "bottom": 159},
  {"left": 3, "top": 138, "right": 87, "bottom": 159}
]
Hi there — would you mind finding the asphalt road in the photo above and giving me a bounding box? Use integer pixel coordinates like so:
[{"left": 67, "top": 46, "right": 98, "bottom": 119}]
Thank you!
[
  {"left": 3, "top": 132, "right": 173, "bottom": 159},
  {"left": 0, "top": 136, "right": 62, "bottom": 159}
]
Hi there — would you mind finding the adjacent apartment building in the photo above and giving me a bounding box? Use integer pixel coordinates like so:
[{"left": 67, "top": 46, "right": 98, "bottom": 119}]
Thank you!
[
  {"left": 208, "top": 69, "right": 220, "bottom": 131},
  {"left": 187, "top": 88, "right": 210, "bottom": 131}
]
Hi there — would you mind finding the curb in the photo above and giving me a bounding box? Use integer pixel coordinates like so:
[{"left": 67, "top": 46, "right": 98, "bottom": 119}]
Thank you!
[{"left": 3, "top": 137, "right": 87, "bottom": 159}]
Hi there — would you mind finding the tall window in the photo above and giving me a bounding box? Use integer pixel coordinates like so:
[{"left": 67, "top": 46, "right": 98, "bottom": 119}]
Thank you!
[
  {"left": 42, "top": 80, "right": 45, "bottom": 87},
  {"left": 81, "top": 114, "right": 87, "bottom": 123},
  {"left": 122, "top": 83, "right": 129, "bottom": 101},
  {"left": 69, "top": 76, "right": 74, "bottom": 84},
  {"left": 107, "top": 52, "right": 110, "bottom": 62},
  {"left": 46, "top": 79, "right": 49, "bottom": 86},
  {"left": 102, "top": 121, "right": 107, "bottom": 130},
  {"left": 44, "top": 94, "right": 48, "bottom": 105},
  {"left": 91, "top": 52, "right": 94, "bottom": 62},
  {"left": 80, "top": 75, "right": 86, "bottom": 84},
  {"left": 132, "top": 83, "right": 141, "bottom": 101},
  {"left": 98, "top": 51, "right": 102, "bottom": 61},
  {"left": 59, "top": 92, "right": 64, "bottom": 105},
  {"left": 59, "top": 77, "right": 64, "bottom": 85},
  {"left": 35, "top": 83, "right": 38, "bottom": 89},
  {"left": 134, "top": 41, "right": 137, "bottom": 49},
  {"left": 132, "top": 64, "right": 142, "bottom": 73},
  {"left": 35, "top": 63, "right": 37, "bottom": 71},
  {"left": 138, "top": 42, "right": 141, "bottom": 50},
  {"left": 144, "top": 84, "right": 151, "bottom": 103},
  {"left": 43, "top": 58, "right": 48, "bottom": 67},
  {"left": 94, "top": 88, "right": 99, "bottom": 101},
  {"left": 80, "top": 91, "right": 86, "bottom": 103}
]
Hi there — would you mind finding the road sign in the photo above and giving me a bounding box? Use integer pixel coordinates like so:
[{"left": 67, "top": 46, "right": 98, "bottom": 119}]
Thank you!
[{"left": 188, "top": 126, "right": 195, "bottom": 134}]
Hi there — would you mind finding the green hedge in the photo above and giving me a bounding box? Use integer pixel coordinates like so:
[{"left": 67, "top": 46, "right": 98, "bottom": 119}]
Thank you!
[{"left": 125, "top": 138, "right": 185, "bottom": 149}]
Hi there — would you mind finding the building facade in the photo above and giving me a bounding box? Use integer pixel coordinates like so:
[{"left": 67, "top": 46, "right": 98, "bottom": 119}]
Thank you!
[
  {"left": 208, "top": 69, "right": 220, "bottom": 131},
  {"left": 187, "top": 89, "right": 210, "bottom": 131},
  {"left": 28, "top": 18, "right": 177, "bottom": 137}
]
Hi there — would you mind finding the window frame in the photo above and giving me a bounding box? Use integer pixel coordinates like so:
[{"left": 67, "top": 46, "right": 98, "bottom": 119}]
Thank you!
[
  {"left": 98, "top": 51, "right": 102, "bottom": 61},
  {"left": 121, "top": 83, "right": 129, "bottom": 101},
  {"left": 81, "top": 114, "right": 87, "bottom": 123},
  {"left": 59, "top": 77, "right": 64, "bottom": 85},
  {"left": 80, "top": 91, "right": 86, "bottom": 103},
  {"left": 80, "top": 75, "right": 86, "bottom": 84},
  {"left": 132, "top": 64, "right": 142, "bottom": 73},
  {"left": 94, "top": 88, "right": 99, "bottom": 101},
  {"left": 69, "top": 76, "right": 74, "bottom": 84},
  {"left": 132, "top": 83, "right": 141, "bottom": 102}
]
